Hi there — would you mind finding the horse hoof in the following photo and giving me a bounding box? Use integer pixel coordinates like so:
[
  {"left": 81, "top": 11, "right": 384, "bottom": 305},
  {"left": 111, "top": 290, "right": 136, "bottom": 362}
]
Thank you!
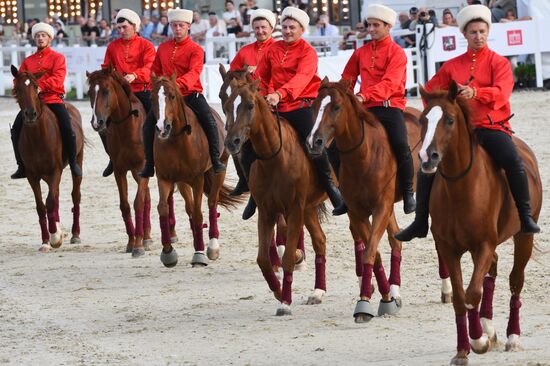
[
  {"left": 295, "top": 251, "right": 307, "bottom": 271},
  {"left": 38, "top": 244, "right": 52, "bottom": 252},
  {"left": 276, "top": 303, "right": 292, "bottom": 316},
  {"left": 505, "top": 334, "right": 522, "bottom": 352},
  {"left": 378, "top": 298, "right": 400, "bottom": 316},
  {"left": 49, "top": 230, "right": 65, "bottom": 248},
  {"left": 170, "top": 236, "right": 178, "bottom": 244},
  {"left": 143, "top": 239, "right": 153, "bottom": 251},
  {"left": 191, "top": 252, "right": 208, "bottom": 267},
  {"left": 481, "top": 318, "right": 497, "bottom": 351},
  {"left": 125, "top": 245, "right": 133, "bottom": 253},
  {"left": 450, "top": 353, "right": 469, "bottom": 366},
  {"left": 132, "top": 248, "right": 145, "bottom": 258},
  {"left": 441, "top": 291, "right": 453, "bottom": 304},
  {"left": 306, "top": 289, "right": 325, "bottom": 305},
  {"left": 390, "top": 285, "right": 402, "bottom": 308},
  {"left": 207, "top": 238, "right": 220, "bottom": 260},
  {"left": 160, "top": 248, "right": 178, "bottom": 268},
  {"left": 70, "top": 236, "right": 81, "bottom": 244},
  {"left": 353, "top": 300, "right": 375, "bottom": 323},
  {"left": 470, "top": 334, "right": 490, "bottom": 354}
]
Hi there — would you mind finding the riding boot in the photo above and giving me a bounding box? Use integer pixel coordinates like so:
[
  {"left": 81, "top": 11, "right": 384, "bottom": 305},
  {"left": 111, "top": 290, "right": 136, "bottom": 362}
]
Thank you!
[
  {"left": 50, "top": 104, "right": 82, "bottom": 177},
  {"left": 506, "top": 165, "right": 540, "bottom": 234},
  {"left": 99, "top": 132, "right": 113, "bottom": 177},
  {"left": 313, "top": 150, "right": 346, "bottom": 216},
  {"left": 394, "top": 172, "right": 435, "bottom": 241},
  {"left": 230, "top": 154, "right": 249, "bottom": 196},
  {"left": 10, "top": 112, "right": 26, "bottom": 179},
  {"left": 326, "top": 142, "right": 347, "bottom": 215},
  {"left": 239, "top": 141, "right": 257, "bottom": 220},
  {"left": 397, "top": 150, "right": 416, "bottom": 214},
  {"left": 139, "top": 113, "right": 156, "bottom": 177}
]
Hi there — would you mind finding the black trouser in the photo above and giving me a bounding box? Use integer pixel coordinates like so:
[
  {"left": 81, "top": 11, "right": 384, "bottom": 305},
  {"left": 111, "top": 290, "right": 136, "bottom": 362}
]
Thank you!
[
  {"left": 475, "top": 128, "right": 533, "bottom": 218},
  {"left": 369, "top": 106, "right": 414, "bottom": 194}
]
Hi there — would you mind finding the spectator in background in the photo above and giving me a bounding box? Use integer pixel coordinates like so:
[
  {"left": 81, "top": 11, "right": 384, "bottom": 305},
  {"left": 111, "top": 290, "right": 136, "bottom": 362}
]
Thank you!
[
  {"left": 82, "top": 18, "right": 100, "bottom": 45},
  {"left": 206, "top": 12, "right": 226, "bottom": 37},
  {"left": 410, "top": 7, "right": 437, "bottom": 30},
  {"left": 152, "top": 15, "right": 171, "bottom": 43},
  {"left": 401, "top": 7, "right": 418, "bottom": 48},
  {"left": 97, "top": 19, "right": 111, "bottom": 45},
  {"left": 499, "top": 9, "right": 532, "bottom": 22},
  {"left": 314, "top": 14, "right": 338, "bottom": 36},
  {"left": 53, "top": 22, "right": 68, "bottom": 45},
  {"left": 27, "top": 18, "right": 40, "bottom": 43},
  {"left": 190, "top": 11, "right": 209, "bottom": 45},
  {"left": 439, "top": 9, "right": 457, "bottom": 27},
  {"left": 489, "top": 0, "right": 517, "bottom": 22},
  {"left": 244, "top": 0, "right": 258, "bottom": 26},
  {"left": 223, "top": 1, "right": 242, "bottom": 26},
  {"left": 141, "top": 16, "right": 155, "bottom": 40},
  {"left": 271, "top": 10, "right": 283, "bottom": 40},
  {"left": 227, "top": 17, "right": 243, "bottom": 36},
  {"left": 239, "top": 4, "right": 248, "bottom": 25},
  {"left": 394, "top": 12, "right": 410, "bottom": 48},
  {"left": 342, "top": 21, "right": 367, "bottom": 50}
]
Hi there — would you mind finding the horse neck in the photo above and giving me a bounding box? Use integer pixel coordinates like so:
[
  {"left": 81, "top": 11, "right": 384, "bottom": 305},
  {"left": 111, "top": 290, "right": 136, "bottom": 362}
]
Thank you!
[
  {"left": 109, "top": 80, "right": 132, "bottom": 123},
  {"left": 335, "top": 98, "right": 376, "bottom": 159},
  {"left": 249, "top": 97, "right": 282, "bottom": 159}
]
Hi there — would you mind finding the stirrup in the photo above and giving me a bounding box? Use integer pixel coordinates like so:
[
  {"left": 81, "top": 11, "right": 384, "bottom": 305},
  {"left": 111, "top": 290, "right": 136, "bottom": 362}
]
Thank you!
[
  {"left": 102, "top": 161, "right": 113, "bottom": 177},
  {"left": 10, "top": 166, "right": 26, "bottom": 179}
]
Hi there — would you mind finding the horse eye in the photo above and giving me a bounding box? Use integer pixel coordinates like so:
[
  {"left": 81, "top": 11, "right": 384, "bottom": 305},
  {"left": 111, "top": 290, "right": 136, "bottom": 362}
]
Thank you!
[
  {"left": 102, "top": 90, "right": 109, "bottom": 96},
  {"left": 247, "top": 103, "right": 254, "bottom": 110},
  {"left": 170, "top": 95, "right": 176, "bottom": 101},
  {"left": 332, "top": 105, "right": 341, "bottom": 112},
  {"left": 446, "top": 117, "right": 454, "bottom": 125}
]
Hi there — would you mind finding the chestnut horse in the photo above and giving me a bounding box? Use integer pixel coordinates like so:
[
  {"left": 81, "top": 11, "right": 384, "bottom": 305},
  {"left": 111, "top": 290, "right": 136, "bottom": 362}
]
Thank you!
[
  {"left": 87, "top": 67, "right": 153, "bottom": 257},
  {"left": 151, "top": 75, "right": 242, "bottom": 268},
  {"left": 307, "top": 78, "right": 424, "bottom": 322},
  {"left": 418, "top": 82, "right": 542, "bottom": 365},
  {"left": 11, "top": 65, "right": 83, "bottom": 251},
  {"left": 224, "top": 75, "right": 330, "bottom": 316}
]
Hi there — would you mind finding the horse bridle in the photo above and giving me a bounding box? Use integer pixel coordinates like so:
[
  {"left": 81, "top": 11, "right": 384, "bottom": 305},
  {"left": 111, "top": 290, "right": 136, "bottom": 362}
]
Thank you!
[{"left": 255, "top": 104, "right": 283, "bottom": 161}]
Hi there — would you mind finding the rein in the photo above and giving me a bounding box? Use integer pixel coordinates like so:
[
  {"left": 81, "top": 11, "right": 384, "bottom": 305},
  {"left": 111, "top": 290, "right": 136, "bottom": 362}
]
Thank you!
[
  {"left": 256, "top": 105, "right": 283, "bottom": 161},
  {"left": 336, "top": 112, "right": 365, "bottom": 154},
  {"left": 171, "top": 94, "right": 192, "bottom": 137},
  {"left": 109, "top": 107, "right": 139, "bottom": 125},
  {"left": 438, "top": 114, "right": 475, "bottom": 181}
]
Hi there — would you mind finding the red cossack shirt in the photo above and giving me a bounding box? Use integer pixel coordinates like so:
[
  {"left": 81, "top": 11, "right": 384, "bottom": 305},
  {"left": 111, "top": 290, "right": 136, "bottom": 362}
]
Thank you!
[
  {"left": 425, "top": 46, "right": 514, "bottom": 135},
  {"left": 230, "top": 38, "right": 274, "bottom": 71},
  {"left": 19, "top": 46, "right": 65, "bottom": 104},
  {"left": 254, "top": 38, "right": 321, "bottom": 112},
  {"left": 152, "top": 36, "right": 203, "bottom": 96},
  {"left": 341, "top": 35, "right": 407, "bottom": 111},
  {"left": 102, "top": 35, "right": 156, "bottom": 93}
]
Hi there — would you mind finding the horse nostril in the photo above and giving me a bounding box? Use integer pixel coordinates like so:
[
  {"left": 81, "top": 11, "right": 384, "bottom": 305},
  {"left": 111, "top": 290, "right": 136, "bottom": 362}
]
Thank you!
[
  {"left": 233, "top": 137, "right": 241, "bottom": 146},
  {"left": 314, "top": 138, "right": 323, "bottom": 148},
  {"left": 430, "top": 151, "right": 440, "bottom": 161}
]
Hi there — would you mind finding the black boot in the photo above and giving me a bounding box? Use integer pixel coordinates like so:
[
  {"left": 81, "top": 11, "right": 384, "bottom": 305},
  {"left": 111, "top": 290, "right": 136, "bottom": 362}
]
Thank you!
[
  {"left": 242, "top": 197, "right": 257, "bottom": 220},
  {"left": 327, "top": 142, "right": 347, "bottom": 215},
  {"left": 230, "top": 154, "right": 249, "bottom": 196},
  {"left": 395, "top": 172, "right": 435, "bottom": 241},
  {"left": 397, "top": 150, "right": 416, "bottom": 214},
  {"left": 66, "top": 132, "right": 83, "bottom": 177},
  {"left": 507, "top": 165, "right": 540, "bottom": 234},
  {"left": 238, "top": 141, "right": 257, "bottom": 220},
  {"left": 314, "top": 150, "right": 346, "bottom": 216},
  {"left": 10, "top": 113, "right": 26, "bottom": 179},
  {"left": 139, "top": 113, "right": 156, "bottom": 177},
  {"left": 99, "top": 132, "right": 113, "bottom": 177},
  {"left": 50, "top": 104, "right": 82, "bottom": 177}
]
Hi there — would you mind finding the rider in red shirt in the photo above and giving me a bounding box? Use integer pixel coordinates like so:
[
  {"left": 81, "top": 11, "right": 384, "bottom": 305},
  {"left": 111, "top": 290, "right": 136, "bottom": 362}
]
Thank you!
[
  {"left": 99, "top": 8, "right": 156, "bottom": 177},
  {"left": 139, "top": 8, "right": 226, "bottom": 177},
  {"left": 341, "top": 4, "right": 415, "bottom": 215},
  {"left": 396, "top": 5, "right": 540, "bottom": 240},
  {"left": 10, "top": 23, "right": 82, "bottom": 178}
]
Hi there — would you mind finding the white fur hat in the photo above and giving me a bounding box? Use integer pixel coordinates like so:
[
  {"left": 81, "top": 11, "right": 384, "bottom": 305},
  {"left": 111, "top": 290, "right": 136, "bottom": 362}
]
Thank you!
[
  {"left": 31, "top": 22, "right": 54, "bottom": 39},
  {"left": 365, "top": 4, "right": 396, "bottom": 27},
  {"left": 168, "top": 8, "right": 193, "bottom": 24},
  {"left": 281, "top": 7, "right": 309, "bottom": 31},
  {"left": 116, "top": 9, "right": 141, "bottom": 30},
  {"left": 457, "top": 5, "right": 491, "bottom": 32},
  {"left": 251, "top": 9, "right": 276, "bottom": 29}
]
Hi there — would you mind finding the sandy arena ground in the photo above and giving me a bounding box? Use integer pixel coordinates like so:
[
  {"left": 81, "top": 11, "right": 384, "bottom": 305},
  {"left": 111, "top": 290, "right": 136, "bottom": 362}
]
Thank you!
[{"left": 0, "top": 92, "right": 549, "bottom": 366}]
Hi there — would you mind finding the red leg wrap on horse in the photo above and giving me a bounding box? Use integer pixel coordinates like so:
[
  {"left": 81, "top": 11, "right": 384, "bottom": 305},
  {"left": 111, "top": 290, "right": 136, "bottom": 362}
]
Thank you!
[
  {"left": 298, "top": 228, "right": 305, "bottom": 260},
  {"left": 122, "top": 214, "right": 135, "bottom": 236},
  {"left": 388, "top": 250, "right": 401, "bottom": 286},
  {"left": 168, "top": 193, "right": 176, "bottom": 227},
  {"left": 269, "top": 239, "right": 282, "bottom": 268},
  {"left": 208, "top": 207, "right": 219, "bottom": 239},
  {"left": 39, "top": 216, "right": 49, "bottom": 242},
  {"left": 47, "top": 211, "right": 57, "bottom": 233},
  {"left": 261, "top": 267, "right": 280, "bottom": 292},
  {"left": 144, "top": 199, "right": 151, "bottom": 230},
  {"left": 437, "top": 249, "right": 450, "bottom": 279},
  {"left": 276, "top": 228, "right": 286, "bottom": 246},
  {"left": 193, "top": 223, "right": 205, "bottom": 251},
  {"left": 134, "top": 210, "right": 144, "bottom": 237},
  {"left": 468, "top": 308, "right": 483, "bottom": 340},
  {"left": 159, "top": 216, "right": 171, "bottom": 245},
  {"left": 354, "top": 241, "right": 364, "bottom": 277},
  {"left": 360, "top": 263, "right": 374, "bottom": 298},
  {"left": 282, "top": 271, "right": 293, "bottom": 305},
  {"left": 374, "top": 264, "right": 391, "bottom": 296},
  {"left": 71, "top": 205, "right": 80, "bottom": 235},
  {"left": 315, "top": 255, "right": 326, "bottom": 291},
  {"left": 456, "top": 314, "right": 470, "bottom": 352},
  {"left": 480, "top": 276, "right": 495, "bottom": 319},
  {"left": 506, "top": 295, "right": 522, "bottom": 336}
]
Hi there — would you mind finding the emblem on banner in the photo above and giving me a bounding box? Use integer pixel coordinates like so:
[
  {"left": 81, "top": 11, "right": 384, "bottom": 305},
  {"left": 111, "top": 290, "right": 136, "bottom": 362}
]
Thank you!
[
  {"left": 507, "top": 30, "right": 523, "bottom": 46},
  {"left": 442, "top": 36, "right": 456, "bottom": 51}
]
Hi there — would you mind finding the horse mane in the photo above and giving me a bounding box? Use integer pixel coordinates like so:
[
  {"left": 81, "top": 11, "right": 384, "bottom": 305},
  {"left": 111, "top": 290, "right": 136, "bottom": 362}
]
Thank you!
[
  {"left": 88, "top": 68, "right": 140, "bottom": 106},
  {"left": 321, "top": 81, "right": 378, "bottom": 127}
]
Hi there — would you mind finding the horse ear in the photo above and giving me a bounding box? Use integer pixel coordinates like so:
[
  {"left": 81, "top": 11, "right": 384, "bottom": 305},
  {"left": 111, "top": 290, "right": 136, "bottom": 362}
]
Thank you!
[
  {"left": 242, "top": 64, "right": 249, "bottom": 72},
  {"left": 11, "top": 65, "right": 18, "bottom": 77},
  {"left": 252, "top": 78, "right": 261, "bottom": 90},
  {"left": 321, "top": 76, "right": 329, "bottom": 86},
  {"left": 448, "top": 80, "right": 459, "bottom": 101},
  {"left": 219, "top": 63, "right": 227, "bottom": 79},
  {"left": 339, "top": 78, "right": 350, "bottom": 90},
  {"left": 86, "top": 70, "right": 91, "bottom": 78},
  {"left": 419, "top": 84, "right": 430, "bottom": 103}
]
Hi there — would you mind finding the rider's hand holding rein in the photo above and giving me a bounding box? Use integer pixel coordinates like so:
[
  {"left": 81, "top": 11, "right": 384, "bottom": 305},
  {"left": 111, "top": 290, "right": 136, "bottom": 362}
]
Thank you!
[
  {"left": 266, "top": 92, "right": 281, "bottom": 107},
  {"left": 457, "top": 83, "right": 476, "bottom": 99}
]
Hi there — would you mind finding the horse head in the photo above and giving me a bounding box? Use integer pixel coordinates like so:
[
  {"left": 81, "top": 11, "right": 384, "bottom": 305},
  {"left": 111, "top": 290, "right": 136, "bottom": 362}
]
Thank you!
[
  {"left": 219, "top": 64, "right": 249, "bottom": 130},
  {"left": 307, "top": 77, "right": 370, "bottom": 156},
  {"left": 151, "top": 73, "right": 187, "bottom": 140},
  {"left": 418, "top": 81, "right": 472, "bottom": 174},
  {"left": 87, "top": 66, "right": 132, "bottom": 132},
  {"left": 12, "top": 65, "right": 44, "bottom": 124},
  {"left": 224, "top": 74, "right": 262, "bottom": 155}
]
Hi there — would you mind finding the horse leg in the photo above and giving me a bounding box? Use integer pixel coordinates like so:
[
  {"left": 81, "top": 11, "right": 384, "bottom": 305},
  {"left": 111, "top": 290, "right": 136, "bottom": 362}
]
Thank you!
[
  {"left": 257, "top": 210, "right": 280, "bottom": 305},
  {"left": 46, "top": 175, "right": 64, "bottom": 248},
  {"left": 131, "top": 176, "right": 148, "bottom": 258},
  {"left": 505, "top": 233, "right": 534, "bottom": 352},
  {"left": 304, "top": 208, "right": 327, "bottom": 305},
  {"left": 437, "top": 244, "right": 453, "bottom": 303},
  {"left": 386, "top": 212, "right": 403, "bottom": 307},
  {"left": 275, "top": 214, "right": 287, "bottom": 260},
  {"left": 114, "top": 171, "right": 135, "bottom": 253},
  {"left": 28, "top": 178, "right": 50, "bottom": 251},
  {"left": 294, "top": 227, "right": 306, "bottom": 271},
  {"left": 269, "top": 237, "right": 282, "bottom": 274},
  {"left": 480, "top": 253, "right": 498, "bottom": 350},
  {"left": 69, "top": 172, "right": 82, "bottom": 244},
  {"left": 168, "top": 190, "right": 178, "bottom": 243},
  {"left": 190, "top": 178, "right": 207, "bottom": 267},
  {"left": 206, "top": 173, "right": 224, "bottom": 261},
  {"left": 158, "top": 179, "right": 178, "bottom": 267},
  {"left": 143, "top": 183, "right": 153, "bottom": 250},
  {"left": 349, "top": 224, "right": 365, "bottom": 290}
]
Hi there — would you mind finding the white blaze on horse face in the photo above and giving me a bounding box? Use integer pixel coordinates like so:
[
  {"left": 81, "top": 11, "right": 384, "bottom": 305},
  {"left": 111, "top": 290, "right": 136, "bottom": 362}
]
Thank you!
[
  {"left": 156, "top": 86, "right": 166, "bottom": 131},
  {"left": 308, "top": 95, "right": 331, "bottom": 148},
  {"left": 419, "top": 106, "right": 443, "bottom": 164},
  {"left": 232, "top": 95, "right": 241, "bottom": 124},
  {"left": 92, "top": 84, "right": 100, "bottom": 129},
  {"left": 24, "top": 79, "right": 31, "bottom": 86}
]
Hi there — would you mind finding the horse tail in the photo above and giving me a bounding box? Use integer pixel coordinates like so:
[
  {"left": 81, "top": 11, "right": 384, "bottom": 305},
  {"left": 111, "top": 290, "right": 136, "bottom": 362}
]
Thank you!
[
  {"left": 317, "top": 202, "right": 329, "bottom": 223},
  {"left": 203, "top": 172, "right": 246, "bottom": 209}
]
